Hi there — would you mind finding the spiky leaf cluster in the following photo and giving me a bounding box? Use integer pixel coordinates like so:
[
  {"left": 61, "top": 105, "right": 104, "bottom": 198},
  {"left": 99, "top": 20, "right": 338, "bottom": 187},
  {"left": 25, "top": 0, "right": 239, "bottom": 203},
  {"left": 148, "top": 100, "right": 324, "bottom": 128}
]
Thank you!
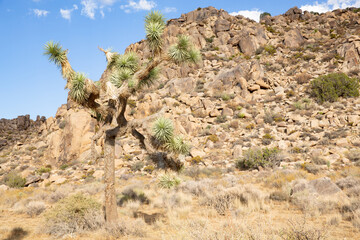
[
  {"left": 109, "top": 52, "right": 139, "bottom": 88},
  {"left": 110, "top": 68, "right": 132, "bottom": 88},
  {"left": 44, "top": 41, "right": 67, "bottom": 67},
  {"left": 145, "top": 10, "right": 166, "bottom": 25},
  {"left": 165, "top": 136, "right": 190, "bottom": 155},
  {"left": 138, "top": 67, "right": 160, "bottom": 89},
  {"left": 145, "top": 11, "right": 166, "bottom": 54},
  {"left": 168, "top": 35, "right": 201, "bottom": 64},
  {"left": 153, "top": 117, "right": 174, "bottom": 143},
  {"left": 153, "top": 117, "right": 190, "bottom": 155},
  {"left": 69, "top": 73, "right": 88, "bottom": 104}
]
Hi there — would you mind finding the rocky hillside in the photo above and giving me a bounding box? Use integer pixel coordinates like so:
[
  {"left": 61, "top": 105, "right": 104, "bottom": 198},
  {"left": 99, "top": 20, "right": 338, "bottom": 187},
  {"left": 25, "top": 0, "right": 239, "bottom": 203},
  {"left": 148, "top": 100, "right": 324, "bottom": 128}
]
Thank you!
[{"left": 1, "top": 6, "right": 360, "bottom": 185}]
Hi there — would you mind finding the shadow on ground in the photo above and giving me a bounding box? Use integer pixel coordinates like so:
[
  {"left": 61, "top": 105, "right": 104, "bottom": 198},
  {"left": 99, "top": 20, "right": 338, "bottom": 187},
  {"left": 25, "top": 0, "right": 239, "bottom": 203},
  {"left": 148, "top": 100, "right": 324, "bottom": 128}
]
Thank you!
[{"left": 2, "top": 227, "right": 28, "bottom": 240}]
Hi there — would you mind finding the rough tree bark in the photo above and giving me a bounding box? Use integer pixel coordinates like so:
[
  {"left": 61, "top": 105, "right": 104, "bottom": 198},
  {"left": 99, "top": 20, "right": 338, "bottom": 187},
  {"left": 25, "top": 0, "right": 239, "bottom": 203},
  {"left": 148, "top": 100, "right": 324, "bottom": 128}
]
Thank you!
[{"left": 104, "top": 131, "right": 118, "bottom": 223}]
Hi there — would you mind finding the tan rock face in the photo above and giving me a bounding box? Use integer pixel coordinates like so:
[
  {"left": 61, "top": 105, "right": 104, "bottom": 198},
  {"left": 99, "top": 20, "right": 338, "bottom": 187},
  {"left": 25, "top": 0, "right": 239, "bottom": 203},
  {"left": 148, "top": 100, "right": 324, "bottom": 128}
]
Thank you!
[
  {"left": 44, "top": 108, "right": 96, "bottom": 164},
  {"left": 284, "top": 29, "right": 304, "bottom": 49}
]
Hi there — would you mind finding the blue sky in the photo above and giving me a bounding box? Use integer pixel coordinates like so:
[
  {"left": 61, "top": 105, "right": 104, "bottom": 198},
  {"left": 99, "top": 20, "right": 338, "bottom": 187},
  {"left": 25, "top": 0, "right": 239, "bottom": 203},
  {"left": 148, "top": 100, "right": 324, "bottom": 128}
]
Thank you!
[{"left": 1, "top": 0, "right": 359, "bottom": 119}]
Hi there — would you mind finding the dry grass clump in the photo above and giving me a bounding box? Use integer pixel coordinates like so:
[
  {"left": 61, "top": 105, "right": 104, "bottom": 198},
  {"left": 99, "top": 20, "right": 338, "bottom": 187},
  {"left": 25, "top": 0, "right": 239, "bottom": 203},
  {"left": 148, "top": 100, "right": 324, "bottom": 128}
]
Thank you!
[
  {"left": 180, "top": 178, "right": 219, "bottom": 197},
  {"left": 25, "top": 200, "right": 46, "bottom": 217},
  {"left": 43, "top": 193, "right": 103, "bottom": 237},
  {"left": 294, "top": 73, "right": 312, "bottom": 84},
  {"left": 151, "top": 190, "right": 192, "bottom": 209},
  {"left": 105, "top": 217, "right": 147, "bottom": 238},
  {"left": 280, "top": 218, "right": 327, "bottom": 240},
  {"left": 202, "top": 185, "right": 265, "bottom": 215},
  {"left": 46, "top": 184, "right": 74, "bottom": 203},
  {"left": 264, "top": 170, "right": 310, "bottom": 189},
  {"left": 346, "top": 149, "right": 360, "bottom": 162}
]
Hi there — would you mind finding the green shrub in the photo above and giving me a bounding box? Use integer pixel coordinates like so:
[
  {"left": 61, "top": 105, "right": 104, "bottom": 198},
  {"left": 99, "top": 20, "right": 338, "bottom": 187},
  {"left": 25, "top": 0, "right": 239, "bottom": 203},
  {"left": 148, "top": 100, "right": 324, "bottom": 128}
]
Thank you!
[
  {"left": 236, "top": 147, "right": 281, "bottom": 170},
  {"left": 264, "top": 45, "right": 276, "bottom": 55},
  {"left": 36, "top": 167, "right": 51, "bottom": 175},
  {"left": 207, "top": 134, "right": 219, "bottom": 143},
  {"left": 4, "top": 172, "right": 26, "bottom": 188},
  {"left": 158, "top": 174, "right": 181, "bottom": 189},
  {"left": 44, "top": 193, "right": 103, "bottom": 237},
  {"left": 310, "top": 73, "right": 359, "bottom": 103},
  {"left": 59, "top": 164, "right": 69, "bottom": 170},
  {"left": 237, "top": 113, "right": 246, "bottom": 118},
  {"left": 216, "top": 115, "right": 227, "bottom": 123},
  {"left": 260, "top": 12, "right": 271, "bottom": 19}
]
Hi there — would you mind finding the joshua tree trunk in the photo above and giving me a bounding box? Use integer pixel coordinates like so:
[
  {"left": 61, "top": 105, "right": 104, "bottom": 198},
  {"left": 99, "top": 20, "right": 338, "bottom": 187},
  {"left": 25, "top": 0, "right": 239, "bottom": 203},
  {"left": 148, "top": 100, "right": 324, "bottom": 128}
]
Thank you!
[{"left": 104, "top": 132, "right": 118, "bottom": 223}]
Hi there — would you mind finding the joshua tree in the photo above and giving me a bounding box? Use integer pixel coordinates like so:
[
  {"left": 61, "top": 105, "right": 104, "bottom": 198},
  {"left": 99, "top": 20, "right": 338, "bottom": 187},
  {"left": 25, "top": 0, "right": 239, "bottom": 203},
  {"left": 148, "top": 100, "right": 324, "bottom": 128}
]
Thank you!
[{"left": 44, "top": 11, "right": 200, "bottom": 223}]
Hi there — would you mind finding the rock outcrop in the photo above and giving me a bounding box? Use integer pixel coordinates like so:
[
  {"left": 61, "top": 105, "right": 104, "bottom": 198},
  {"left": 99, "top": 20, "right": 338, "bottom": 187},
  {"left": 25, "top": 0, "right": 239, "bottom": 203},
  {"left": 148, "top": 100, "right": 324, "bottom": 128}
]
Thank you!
[{"left": 1, "top": 6, "right": 360, "bottom": 181}]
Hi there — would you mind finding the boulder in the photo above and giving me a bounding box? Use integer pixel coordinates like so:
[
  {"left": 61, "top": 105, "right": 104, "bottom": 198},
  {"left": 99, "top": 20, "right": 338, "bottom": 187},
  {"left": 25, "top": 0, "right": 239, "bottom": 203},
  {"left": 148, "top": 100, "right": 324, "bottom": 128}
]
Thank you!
[
  {"left": 17, "top": 115, "right": 30, "bottom": 130},
  {"left": 284, "top": 7, "right": 302, "bottom": 21},
  {"left": 338, "top": 41, "right": 360, "bottom": 72},
  {"left": 44, "top": 108, "right": 96, "bottom": 164},
  {"left": 239, "top": 34, "right": 257, "bottom": 56},
  {"left": 214, "top": 19, "right": 230, "bottom": 33},
  {"left": 292, "top": 177, "right": 341, "bottom": 196},
  {"left": 284, "top": 29, "right": 304, "bottom": 49}
]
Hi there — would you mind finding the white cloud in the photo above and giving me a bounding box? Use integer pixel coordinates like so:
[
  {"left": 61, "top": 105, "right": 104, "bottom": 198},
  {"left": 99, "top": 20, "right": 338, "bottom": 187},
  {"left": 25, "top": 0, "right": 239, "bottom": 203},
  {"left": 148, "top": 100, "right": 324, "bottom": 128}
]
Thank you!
[
  {"left": 81, "top": 0, "right": 98, "bottom": 19},
  {"left": 60, "top": 5, "right": 78, "bottom": 21},
  {"left": 81, "top": 0, "right": 117, "bottom": 19},
  {"left": 230, "top": 9, "right": 263, "bottom": 22},
  {"left": 164, "top": 7, "right": 177, "bottom": 13},
  {"left": 301, "top": 0, "right": 360, "bottom": 13},
  {"left": 33, "top": 9, "right": 49, "bottom": 17},
  {"left": 121, "top": 0, "right": 156, "bottom": 12}
]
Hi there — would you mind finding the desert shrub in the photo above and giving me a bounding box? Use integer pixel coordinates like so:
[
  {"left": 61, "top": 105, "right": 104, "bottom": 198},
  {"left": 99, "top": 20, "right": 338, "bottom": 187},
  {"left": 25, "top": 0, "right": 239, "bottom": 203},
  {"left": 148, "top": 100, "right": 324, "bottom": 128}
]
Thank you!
[
  {"left": 130, "top": 161, "right": 144, "bottom": 171},
  {"left": 270, "top": 191, "right": 289, "bottom": 202},
  {"left": 260, "top": 12, "right": 271, "bottom": 19},
  {"left": 26, "top": 201, "right": 46, "bottom": 217},
  {"left": 105, "top": 218, "right": 147, "bottom": 238},
  {"left": 310, "top": 73, "right": 359, "bottom": 103},
  {"left": 264, "top": 45, "right": 276, "bottom": 55},
  {"left": 281, "top": 218, "right": 327, "bottom": 240},
  {"left": 4, "top": 172, "right": 26, "bottom": 188},
  {"left": 36, "top": 167, "right": 51, "bottom": 175},
  {"left": 264, "top": 110, "right": 284, "bottom": 124},
  {"left": 117, "top": 188, "right": 150, "bottom": 206},
  {"left": 204, "top": 186, "right": 264, "bottom": 215},
  {"left": 59, "top": 164, "right": 69, "bottom": 170},
  {"left": 216, "top": 115, "right": 227, "bottom": 123},
  {"left": 207, "top": 134, "right": 219, "bottom": 143},
  {"left": 236, "top": 147, "right": 281, "bottom": 170},
  {"left": 294, "top": 73, "right": 312, "bottom": 84},
  {"left": 43, "top": 193, "right": 103, "bottom": 237},
  {"left": 346, "top": 149, "right": 360, "bottom": 162},
  {"left": 158, "top": 174, "right": 181, "bottom": 189},
  {"left": 47, "top": 185, "right": 73, "bottom": 203},
  {"left": 190, "top": 156, "right": 203, "bottom": 165},
  {"left": 143, "top": 165, "right": 155, "bottom": 173}
]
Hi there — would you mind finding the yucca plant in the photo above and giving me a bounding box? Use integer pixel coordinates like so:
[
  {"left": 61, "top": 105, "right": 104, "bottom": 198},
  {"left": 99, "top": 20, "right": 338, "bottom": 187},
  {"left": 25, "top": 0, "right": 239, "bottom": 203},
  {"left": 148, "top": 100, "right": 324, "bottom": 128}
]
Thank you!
[
  {"left": 153, "top": 117, "right": 190, "bottom": 155},
  {"left": 165, "top": 136, "right": 190, "bottom": 155},
  {"left": 44, "top": 10, "right": 200, "bottom": 224},
  {"left": 158, "top": 174, "right": 181, "bottom": 189},
  {"left": 152, "top": 117, "right": 174, "bottom": 143},
  {"left": 69, "top": 73, "right": 88, "bottom": 104}
]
